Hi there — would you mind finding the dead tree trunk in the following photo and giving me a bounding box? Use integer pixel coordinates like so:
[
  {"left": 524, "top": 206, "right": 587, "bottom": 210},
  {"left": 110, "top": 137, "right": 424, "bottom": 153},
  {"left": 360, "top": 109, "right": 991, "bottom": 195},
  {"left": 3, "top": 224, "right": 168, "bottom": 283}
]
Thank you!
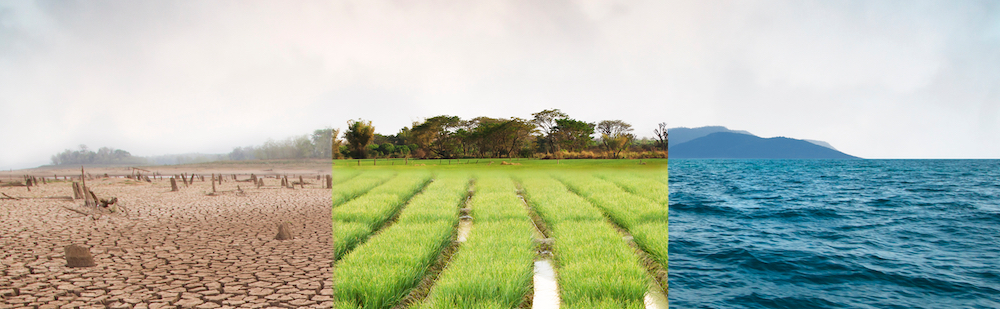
[
  {"left": 72, "top": 182, "right": 82, "bottom": 199},
  {"left": 81, "top": 167, "right": 92, "bottom": 206},
  {"left": 170, "top": 178, "right": 178, "bottom": 192}
]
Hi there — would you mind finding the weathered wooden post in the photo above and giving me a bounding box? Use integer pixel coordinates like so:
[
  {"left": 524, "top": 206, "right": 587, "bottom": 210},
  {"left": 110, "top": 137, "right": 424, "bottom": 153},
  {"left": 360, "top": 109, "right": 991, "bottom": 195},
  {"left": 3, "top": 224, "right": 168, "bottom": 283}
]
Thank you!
[
  {"left": 299, "top": 176, "right": 304, "bottom": 189},
  {"left": 65, "top": 244, "right": 95, "bottom": 267},
  {"left": 275, "top": 222, "right": 293, "bottom": 240},
  {"left": 72, "top": 182, "right": 82, "bottom": 199},
  {"left": 211, "top": 176, "right": 216, "bottom": 194},
  {"left": 81, "top": 167, "right": 91, "bottom": 206},
  {"left": 170, "top": 178, "right": 178, "bottom": 192},
  {"left": 326, "top": 175, "right": 332, "bottom": 189}
]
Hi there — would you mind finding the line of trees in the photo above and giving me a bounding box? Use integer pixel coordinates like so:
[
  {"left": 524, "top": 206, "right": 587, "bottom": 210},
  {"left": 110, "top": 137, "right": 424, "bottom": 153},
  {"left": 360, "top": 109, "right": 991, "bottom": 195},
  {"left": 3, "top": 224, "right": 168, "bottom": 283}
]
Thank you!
[
  {"left": 335, "top": 109, "right": 667, "bottom": 160},
  {"left": 50, "top": 145, "right": 148, "bottom": 165},
  {"left": 48, "top": 111, "right": 667, "bottom": 166},
  {"left": 226, "top": 128, "right": 339, "bottom": 160}
]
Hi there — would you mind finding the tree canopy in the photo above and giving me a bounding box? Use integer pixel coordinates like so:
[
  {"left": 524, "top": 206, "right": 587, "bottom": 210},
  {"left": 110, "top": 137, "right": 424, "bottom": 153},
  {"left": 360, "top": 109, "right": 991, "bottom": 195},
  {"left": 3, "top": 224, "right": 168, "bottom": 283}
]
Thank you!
[{"left": 344, "top": 119, "right": 376, "bottom": 159}]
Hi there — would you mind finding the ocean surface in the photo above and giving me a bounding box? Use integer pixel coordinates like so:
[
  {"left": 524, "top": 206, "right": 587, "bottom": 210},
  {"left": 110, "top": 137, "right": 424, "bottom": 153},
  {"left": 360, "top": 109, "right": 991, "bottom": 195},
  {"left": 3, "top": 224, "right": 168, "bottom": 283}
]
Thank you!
[{"left": 668, "top": 159, "right": 1000, "bottom": 308}]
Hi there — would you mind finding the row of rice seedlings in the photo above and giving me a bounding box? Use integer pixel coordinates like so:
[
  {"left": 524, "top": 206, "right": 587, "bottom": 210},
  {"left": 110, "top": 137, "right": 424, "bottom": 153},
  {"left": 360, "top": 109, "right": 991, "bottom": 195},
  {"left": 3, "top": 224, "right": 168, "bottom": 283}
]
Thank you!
[
  {"left": 595, "top": 171, "right": 669, "bottom": 206},
  {"left": 331, "top": 171, "right": 396, "bottom": 206},
  {"left": 333, "top": 172, "right": 432, "bottom": 259},
  {"left": 553, "top": 172, "right": 669, "bottom": 268},
  {"left": 397, "top": 173, "right": 470, "bottom": 224},
  {"left": 334, "top": 174, "right": 470, "bottom": 309},
  {"left": 519, "top": 174, "right": 649, "bottom": 308},
  {"left": 331, "top": 170, "right": 361, "bottom": 185},
  {"left": 414, "top": 220, "right": 535, "bottom": 309},
  {"left": 415, "top": 174, "right": 535, "bottom": 309},
  {"left": 517, "top": 173, "right": 604, "bottom": 226},
  {"left": 467, "top": 175, "right": 525, "bottom": 222}
]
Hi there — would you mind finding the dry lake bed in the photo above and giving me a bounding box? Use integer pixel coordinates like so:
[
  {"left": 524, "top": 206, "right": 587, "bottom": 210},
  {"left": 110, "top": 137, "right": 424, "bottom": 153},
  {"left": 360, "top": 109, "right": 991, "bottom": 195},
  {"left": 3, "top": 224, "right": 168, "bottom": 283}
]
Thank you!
[{"left": 1, "top": 161, "right": 332, "bottom": 309}]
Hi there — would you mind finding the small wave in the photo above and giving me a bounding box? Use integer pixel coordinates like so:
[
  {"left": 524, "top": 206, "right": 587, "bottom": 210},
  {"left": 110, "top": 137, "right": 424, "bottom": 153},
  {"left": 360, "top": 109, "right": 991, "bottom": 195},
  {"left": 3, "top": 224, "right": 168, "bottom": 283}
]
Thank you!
[
  {"left": 729, "top": 292, "right": 844, "bottom": 309},
  {"left": 670, "top": 202, "right": 741, "bottom": 217}
]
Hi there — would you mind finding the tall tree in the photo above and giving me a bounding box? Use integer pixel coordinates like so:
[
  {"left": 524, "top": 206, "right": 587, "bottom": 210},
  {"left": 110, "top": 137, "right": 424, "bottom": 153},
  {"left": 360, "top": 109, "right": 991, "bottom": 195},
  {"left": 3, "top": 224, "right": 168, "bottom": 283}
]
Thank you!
[
  {"left": 597, "top": 120, "right": 635, "bottom": 159},
  {"left": 553, "top": 118, "right": 595, "bottom": 152},
  {"left": 311, "top": 128, "right": 334, "bottom": 159},
  {"left": 411, "top": 115, "right": 464, "bottom": 158},
  {"left": 469, "top": 117, "right": 536, "bottom": 158},
  {"left": 531, "top": 109, "right": 568, "bottom": 153},
  {"left": 330, "top": 128, "right": 343, "bottom": 159},
  {"left": 653, "top": 122, "right": 668, "bottom": 151},
  {"left": 344, "top": 119, "right": 375, "bottom": 159}
]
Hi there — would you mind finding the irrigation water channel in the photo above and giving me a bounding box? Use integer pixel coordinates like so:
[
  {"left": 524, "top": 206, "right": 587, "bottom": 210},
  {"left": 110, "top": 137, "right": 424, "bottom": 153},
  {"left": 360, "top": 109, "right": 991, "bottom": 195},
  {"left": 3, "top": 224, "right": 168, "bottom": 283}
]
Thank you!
[
  {"left": 451, "top": 188, "right": 667, "bottom": 308},
  {"left": 521, "top": 199, "right": 667, "bottom": 309}
]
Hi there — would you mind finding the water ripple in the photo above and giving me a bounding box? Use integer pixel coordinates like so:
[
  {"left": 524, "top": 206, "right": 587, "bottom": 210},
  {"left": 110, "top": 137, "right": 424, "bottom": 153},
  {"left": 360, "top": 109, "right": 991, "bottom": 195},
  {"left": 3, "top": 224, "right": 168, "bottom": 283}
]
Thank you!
[{"left": 669, "top": 159, "right": 1000, "bottom": 308}]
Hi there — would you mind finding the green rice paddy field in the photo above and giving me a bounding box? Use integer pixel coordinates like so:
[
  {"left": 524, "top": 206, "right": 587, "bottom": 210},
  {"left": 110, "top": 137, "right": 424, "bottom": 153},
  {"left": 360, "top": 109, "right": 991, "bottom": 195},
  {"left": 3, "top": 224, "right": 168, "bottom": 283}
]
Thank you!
[{"left": 332, "top": 159, "right": 667, "bottom": 309}]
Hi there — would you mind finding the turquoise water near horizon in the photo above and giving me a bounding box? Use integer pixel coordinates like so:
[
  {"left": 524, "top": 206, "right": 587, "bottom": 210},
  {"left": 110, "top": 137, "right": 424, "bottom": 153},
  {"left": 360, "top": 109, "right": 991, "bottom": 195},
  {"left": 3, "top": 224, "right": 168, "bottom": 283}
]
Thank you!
[{"left": 669, "top": 159, "right": 1000, "bottom": 308}]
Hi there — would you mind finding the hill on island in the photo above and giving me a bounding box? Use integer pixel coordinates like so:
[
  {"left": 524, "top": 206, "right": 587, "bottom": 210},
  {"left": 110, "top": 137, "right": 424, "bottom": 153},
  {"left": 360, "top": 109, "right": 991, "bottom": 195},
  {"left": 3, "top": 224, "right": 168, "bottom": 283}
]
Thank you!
[{"left": 669, "top": 132, "right": 859, "bottom": 159}]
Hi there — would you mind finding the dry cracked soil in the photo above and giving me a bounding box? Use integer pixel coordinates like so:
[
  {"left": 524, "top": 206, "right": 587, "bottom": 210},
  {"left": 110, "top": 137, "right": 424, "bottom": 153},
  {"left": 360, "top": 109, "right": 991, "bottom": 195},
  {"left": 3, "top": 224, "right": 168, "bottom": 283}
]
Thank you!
[{"left": 1, "top": 171, "right": 332, "bottom": 309}]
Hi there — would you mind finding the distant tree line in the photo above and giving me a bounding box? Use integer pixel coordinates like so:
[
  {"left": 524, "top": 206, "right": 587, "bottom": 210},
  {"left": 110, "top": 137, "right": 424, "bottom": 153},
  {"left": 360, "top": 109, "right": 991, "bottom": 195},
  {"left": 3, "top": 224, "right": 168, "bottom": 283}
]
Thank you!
[
  {"left": 50, "top": 145, "right": 148, "bottom": 165},
  {"left": 336, "top": 109, "right": 668, "bottom": 160},
  {"left": 49, "top": 111, "right": 666, "bottom": 165},
  {"left": 226, "top": 128, "right": 339, "bottom": 161}
]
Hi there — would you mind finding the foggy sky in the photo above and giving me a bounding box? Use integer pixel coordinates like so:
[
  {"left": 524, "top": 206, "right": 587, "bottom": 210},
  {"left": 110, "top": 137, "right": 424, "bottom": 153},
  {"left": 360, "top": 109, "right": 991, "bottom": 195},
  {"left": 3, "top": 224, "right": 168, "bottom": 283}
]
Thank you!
[{"left": 2, "top": 1, "right": 998, "bottom": 169}]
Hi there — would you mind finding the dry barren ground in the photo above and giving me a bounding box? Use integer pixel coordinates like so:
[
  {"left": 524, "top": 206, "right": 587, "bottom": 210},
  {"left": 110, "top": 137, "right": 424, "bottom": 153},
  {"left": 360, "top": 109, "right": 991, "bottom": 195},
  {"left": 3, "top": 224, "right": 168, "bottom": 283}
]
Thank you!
[{"left": 1, "top": 163, "right": 332, "bottom": 309}]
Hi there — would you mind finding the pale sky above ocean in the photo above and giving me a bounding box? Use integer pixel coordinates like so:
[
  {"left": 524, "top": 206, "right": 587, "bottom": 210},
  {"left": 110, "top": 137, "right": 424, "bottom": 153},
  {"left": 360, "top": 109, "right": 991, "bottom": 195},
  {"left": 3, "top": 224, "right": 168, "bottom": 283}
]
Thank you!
[{"left": 1, "top": 1, "right": 998, "bottom": 168}]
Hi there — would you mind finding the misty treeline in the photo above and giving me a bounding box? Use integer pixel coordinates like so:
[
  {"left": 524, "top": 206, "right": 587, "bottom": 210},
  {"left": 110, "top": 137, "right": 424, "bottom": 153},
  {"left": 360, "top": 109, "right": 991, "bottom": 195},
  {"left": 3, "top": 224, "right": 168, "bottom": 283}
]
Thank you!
[
  {"left": 335, "top": 109, "right": 668, "bottom": 160},
  {"left": 226, "top": 129, "right": 337, "bottom": 161},
  {"left": 50, "top": 145, "right": 148, "bottom": 165}
]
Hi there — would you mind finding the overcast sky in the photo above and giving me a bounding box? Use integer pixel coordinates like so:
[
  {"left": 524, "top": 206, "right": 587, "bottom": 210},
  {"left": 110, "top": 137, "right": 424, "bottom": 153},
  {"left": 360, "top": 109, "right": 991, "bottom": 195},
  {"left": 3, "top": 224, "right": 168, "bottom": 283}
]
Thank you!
[{"left": 1, "top": 1, "right": 998, "bottom": 168}]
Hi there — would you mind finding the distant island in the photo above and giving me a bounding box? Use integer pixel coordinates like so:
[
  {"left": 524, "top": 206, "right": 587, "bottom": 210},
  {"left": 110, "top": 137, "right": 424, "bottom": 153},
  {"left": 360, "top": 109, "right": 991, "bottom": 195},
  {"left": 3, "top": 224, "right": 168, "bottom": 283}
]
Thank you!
[{"left": 668, "top": 126, "right": 859, "bottom": 159}]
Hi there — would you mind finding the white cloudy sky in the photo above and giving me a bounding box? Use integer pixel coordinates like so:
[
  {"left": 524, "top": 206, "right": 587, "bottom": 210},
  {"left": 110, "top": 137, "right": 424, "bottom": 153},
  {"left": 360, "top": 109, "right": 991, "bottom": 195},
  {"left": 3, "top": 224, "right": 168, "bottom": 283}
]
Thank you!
[{"left": 1, "top": 1, "right": 998, "bottom": 168}]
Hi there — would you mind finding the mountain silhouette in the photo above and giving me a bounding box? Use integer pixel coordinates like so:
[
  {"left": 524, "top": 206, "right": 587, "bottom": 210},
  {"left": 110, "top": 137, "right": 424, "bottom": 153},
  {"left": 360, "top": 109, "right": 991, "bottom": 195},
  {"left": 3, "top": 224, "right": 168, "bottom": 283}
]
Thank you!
[
  {"left": 669, "top": 132, "right": 859, "bottom": 159},
  {"left": 668, "top": 126, "right": 754, "bottom": 146}
]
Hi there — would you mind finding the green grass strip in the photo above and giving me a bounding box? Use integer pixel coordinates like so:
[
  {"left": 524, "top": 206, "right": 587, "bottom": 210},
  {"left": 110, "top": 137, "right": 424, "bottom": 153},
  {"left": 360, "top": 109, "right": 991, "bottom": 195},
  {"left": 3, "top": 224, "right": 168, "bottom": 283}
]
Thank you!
[
  {"left": 596, "top": 171, "right": 669, "bottom": 206},
  {"left": 331, "top": 170, "right": 360, "bottom": 185},
  {"left": 415, "top": 220, "right": 535, "bottom": 309},
  {"left": 519, "top": 174, "right": 648, "bottom": 308},
  {"left": 331, "top": 171, "right": 395, "bottom": 206},
  {"left": 415, "top": 174, "right": 534, "bottom": 309},
  {"left": 554, "top": 172, "right": 668, "bottom": 269},
  {"left": 333, "top": 172, "right": 432, "bottom": 259},
  {"left": 334, "top": 173, "right": 469, "bottom": 309}
]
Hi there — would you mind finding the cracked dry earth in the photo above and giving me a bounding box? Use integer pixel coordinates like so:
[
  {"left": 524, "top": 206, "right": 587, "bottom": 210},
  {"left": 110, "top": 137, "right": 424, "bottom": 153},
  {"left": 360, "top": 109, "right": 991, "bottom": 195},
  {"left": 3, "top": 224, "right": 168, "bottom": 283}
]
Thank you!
[{"left": 1, "top": 177, "right": 332, "bottom": 309}]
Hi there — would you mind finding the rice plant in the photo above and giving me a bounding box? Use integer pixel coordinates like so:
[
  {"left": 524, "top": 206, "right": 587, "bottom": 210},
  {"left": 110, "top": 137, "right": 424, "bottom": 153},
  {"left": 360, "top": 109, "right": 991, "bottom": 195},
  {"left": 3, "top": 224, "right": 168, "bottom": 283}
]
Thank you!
[
  {"left": 333, "top": 172, "right": 432, "bottom": 258},
  {"left": 334, "top": 173, "right": 469, "bottom": 309},
  {"left": 416, "top": 220, "right": 535, "bottom": 309},
  {"left": 519, "top": 174, "right": 649, "bottom": 308}
]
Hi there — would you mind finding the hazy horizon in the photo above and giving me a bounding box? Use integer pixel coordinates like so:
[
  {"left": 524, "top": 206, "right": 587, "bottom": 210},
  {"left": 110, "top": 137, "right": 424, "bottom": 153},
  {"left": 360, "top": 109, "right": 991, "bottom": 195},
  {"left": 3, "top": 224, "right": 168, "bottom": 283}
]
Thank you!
[{"left": 2, "top": 1, "right": 998, "bottom": 169}]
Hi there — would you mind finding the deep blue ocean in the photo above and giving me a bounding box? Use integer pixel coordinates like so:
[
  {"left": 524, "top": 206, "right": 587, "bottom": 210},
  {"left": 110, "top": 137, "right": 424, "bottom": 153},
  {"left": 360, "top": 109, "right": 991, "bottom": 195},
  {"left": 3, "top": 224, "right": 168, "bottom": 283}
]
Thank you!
[{"left": 668, "top": 159, "right": 1000, "bottom": 308}]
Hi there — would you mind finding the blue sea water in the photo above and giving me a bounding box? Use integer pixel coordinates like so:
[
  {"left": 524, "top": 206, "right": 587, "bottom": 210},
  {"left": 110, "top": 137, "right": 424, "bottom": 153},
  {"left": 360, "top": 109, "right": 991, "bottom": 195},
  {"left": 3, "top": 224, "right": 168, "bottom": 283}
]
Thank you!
[{"left": 668, "top": 159, "right": 1000, "bottom": 308}]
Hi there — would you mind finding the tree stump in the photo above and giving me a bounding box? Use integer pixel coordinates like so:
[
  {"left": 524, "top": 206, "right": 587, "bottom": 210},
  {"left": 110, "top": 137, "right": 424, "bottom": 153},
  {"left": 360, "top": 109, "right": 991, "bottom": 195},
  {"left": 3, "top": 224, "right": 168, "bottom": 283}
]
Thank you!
[
  {"left": 275, "top": 222, "right": 293, "bottom": 240},
  {"left": 299, "top": 176, "right": 305, "bottom": 189},
  {"left": 170, "top": 178, "right": 178, "bottom": 192},
  {"left": 326, "top": 175, "right": 332, "bottom": 189},
  {"left": 72, "top": 182, "right": 82, "bottom": 199},
  {"left": 65, "top": 244, "right": 95, "bottom": 267}
]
